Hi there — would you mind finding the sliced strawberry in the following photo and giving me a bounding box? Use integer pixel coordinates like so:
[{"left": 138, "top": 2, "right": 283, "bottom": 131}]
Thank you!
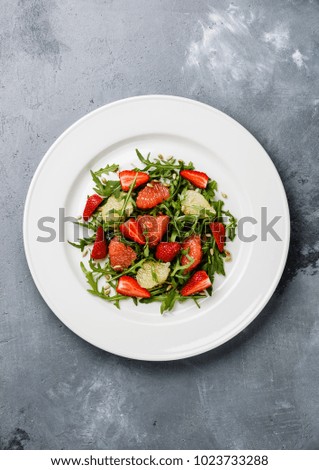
[
  {"left": 83, "top": 194, "right": 104, "bottom": 221},
  {"left": 120, "top": 219, "right": 146, "bottom": 245},
  {"left": 109, "top": 237, "right": 137, "bottom": 272},
  {"left": 180, "top": 270, "right": 212, "bottom": 296},
  {"left": 136, "top": 182, "right": 170, "bottom": 210},
  {"left": 209, "top": 222, "right": 225, "bottom": 252},
  {"left": 180, "top": 170, "right": 209, "bottom": 189},
  {"left": 119, "top": 170, "right": 150, "bottom": 191},
  {"left": 91, "top": 241, "right": 107, "bottom": 259},
  {"left": 181, "top": 234, "right": 202, "bottom": 273},
  {"left": 116, "top": 275, "right": 151, "bottom": 298},
  {"left": 155, "top": 242, "right": 181, "bottom": 262},
  {"left": 137, "top": 214, "right": 170, "bottom": 247},
  {"left": 95, "top": 225, "right": 105, "bottom": 242},
  {"left": 91, "top": 227, "right": 107, "bottom": 259}
]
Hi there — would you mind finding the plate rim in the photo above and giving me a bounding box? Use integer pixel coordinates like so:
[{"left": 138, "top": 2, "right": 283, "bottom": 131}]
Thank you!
[{"left": 23, "top": 94, "right": 290, "bottom": 361}]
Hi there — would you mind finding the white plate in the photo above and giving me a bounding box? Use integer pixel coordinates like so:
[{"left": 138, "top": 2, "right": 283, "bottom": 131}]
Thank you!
[{"left": 23, "top": 95, "right": 290, "bottom": 361}]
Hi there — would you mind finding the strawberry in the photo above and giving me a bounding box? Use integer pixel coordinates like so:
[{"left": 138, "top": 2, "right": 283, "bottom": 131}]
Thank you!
[
  {"left": 91, "top": 241, "right": 107, "bottom": 259},
  {"left": 109, "top": 237, "right": 137, "bottom": 272},
  {"left": 137, "top": 214, "right": 170, "bottom": 247},
  {"left": 181, "top": 234, "right": 202, "bottom": 273},
  {"left": 120, "top": 219, "right": 146, "bottom": 245},
  {"left": 119, "top": 170, "right": 150, "bottom": 191},
  {"left": 180, "top": 270, "right": 212, "bottom": 296},
  {"left": 136, "top": 182, "right": 170, "bottom": 209},
  {"left": 116, "top": 275, "right": 151, "bottom": 298},
  {"left": 180, "top": 170, "right": 209, "bottom": 189},
  {"left": 95, "top": 225, "right": 105, "bottom": 242},
  {"left": 83, "top": 194, "right": 104, "bottom": 221},
  {"left": 155, "top": 242, "right": 181, "bottom": 262},
  {"left": 91, "top": 226, "right": 107, "bottom": 259},
  {"left": 209, "top": 222, "right": 225, "bottom": 252}
]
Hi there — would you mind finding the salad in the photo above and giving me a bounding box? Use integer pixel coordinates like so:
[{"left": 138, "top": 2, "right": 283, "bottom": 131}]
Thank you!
[{"left": 69, "top": 150, "right": 237, "bottom": 313}]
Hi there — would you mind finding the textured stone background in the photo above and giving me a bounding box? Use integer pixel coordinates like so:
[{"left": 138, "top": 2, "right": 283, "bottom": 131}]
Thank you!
[{"left": 1, "top": 0, "right": 319, "bottom": 450}]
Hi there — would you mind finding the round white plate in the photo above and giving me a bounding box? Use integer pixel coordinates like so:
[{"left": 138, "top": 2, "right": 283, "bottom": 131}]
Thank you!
[{"left": 24, "top": 95, "right": 290, "bottom": 361}]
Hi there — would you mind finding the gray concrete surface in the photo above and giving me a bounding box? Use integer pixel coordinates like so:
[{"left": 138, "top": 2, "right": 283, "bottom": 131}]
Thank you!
[{"left": 1, "top": 0, "right": 319, "bottom": 450}]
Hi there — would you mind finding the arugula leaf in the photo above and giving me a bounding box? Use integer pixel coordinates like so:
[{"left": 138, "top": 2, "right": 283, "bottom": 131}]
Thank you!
[
  {"left": 202, "top": 180, "right": 218, "bottom": 202},
  {"left": 160, "top": 288, "right": 179, "bottom": 314},
  {"left": 90, "top": 170, "right": 121, "bottom": 197},
  {"left": 80, "top": 262, "right": 106, "bottom": 298},
  {"left": 212, "top": 200, "right": 224, "bottom": 220},
  {"left": 135, "top": 148, "right": 150, "bottom": 166},
  {"left": 93, "top": 163, "right": 119, "bottom": 177},
  {"left": 135, "top": 149, "right": 194, "bottom": 174},
  {"left": 68, "top": 236, "right": 95, "bottom": 252},
  {"left": 223, "top": 209, "right": 237, "bottom": 241},
  {"left": 212, "top": 248, "right": 225, "bottom": 275},
  {"left": 80, "top": 262, "right": 128, "bottom": 305}
]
